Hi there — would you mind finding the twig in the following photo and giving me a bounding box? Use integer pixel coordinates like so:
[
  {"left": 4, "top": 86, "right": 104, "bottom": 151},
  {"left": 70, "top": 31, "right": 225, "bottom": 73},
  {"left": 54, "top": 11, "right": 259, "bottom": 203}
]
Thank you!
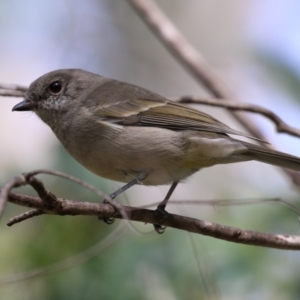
[
  {"left": 4, "top": 190, "right": 300, "bottom": 250},
  {"left": 0, "top": 83, "right": 27, "bottom": 92},
  {"left": 2, "top": 169, "right": 130, "bottom": 226},
  {"left": 0, "top": 84, "right": 27, "bottom": 97},
  {"left": 0, "top": 89, "right": 26, "bottom": 97},
  {"left": 2, "top": 169, "right": 300, "bottom": 249},
  {"left": 26, "top": 169, "right": 132, "bottom": 221},
  {"left": 0, "top": 175, "right": 27, "bottom": 219},
  {"left": 175, "top": 96, "right": 300, "bottom": 138},
  {"left": 26, "top": 169, "right": 113, "bottom": 204},
  {"left": 128, "top": 0, "right": 300, "bottom": 185},
  {"left": 7, "top": 209, "right": 44, "bottom": 226}
]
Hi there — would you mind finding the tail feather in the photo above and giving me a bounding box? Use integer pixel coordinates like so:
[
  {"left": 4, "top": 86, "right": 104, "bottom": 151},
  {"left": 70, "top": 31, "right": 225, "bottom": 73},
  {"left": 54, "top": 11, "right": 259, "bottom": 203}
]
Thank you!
[{"left": 242, "top": 142, "right": 300, "bottom": 171}]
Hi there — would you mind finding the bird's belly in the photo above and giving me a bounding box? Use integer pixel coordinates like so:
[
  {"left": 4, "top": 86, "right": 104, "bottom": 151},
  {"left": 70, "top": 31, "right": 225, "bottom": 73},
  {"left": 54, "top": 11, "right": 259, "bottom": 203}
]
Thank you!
[
  {"left": 73, "top": 146, "right": 196, "bottom": 185},
  {"left": 64, "top": 125, "right": 198, "bottom": 185}
]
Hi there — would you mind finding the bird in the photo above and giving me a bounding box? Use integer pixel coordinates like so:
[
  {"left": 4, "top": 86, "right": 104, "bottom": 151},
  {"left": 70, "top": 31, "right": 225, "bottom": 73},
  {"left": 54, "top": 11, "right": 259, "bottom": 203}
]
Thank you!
[{"left": 12, "top": 69, "right": 300, "bottom": 232}]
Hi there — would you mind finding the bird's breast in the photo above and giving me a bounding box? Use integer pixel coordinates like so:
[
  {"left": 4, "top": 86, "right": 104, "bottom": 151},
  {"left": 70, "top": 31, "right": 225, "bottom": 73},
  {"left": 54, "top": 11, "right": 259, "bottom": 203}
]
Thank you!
[{"left": 57, "top": 119, "right": 197, "bottom": 185}]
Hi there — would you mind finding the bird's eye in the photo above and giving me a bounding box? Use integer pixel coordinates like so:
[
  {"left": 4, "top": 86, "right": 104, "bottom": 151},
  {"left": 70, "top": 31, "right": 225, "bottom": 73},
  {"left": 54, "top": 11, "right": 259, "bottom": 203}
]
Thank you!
[{"left": 48, "top": 81, "right": 63, "bottom": 95}]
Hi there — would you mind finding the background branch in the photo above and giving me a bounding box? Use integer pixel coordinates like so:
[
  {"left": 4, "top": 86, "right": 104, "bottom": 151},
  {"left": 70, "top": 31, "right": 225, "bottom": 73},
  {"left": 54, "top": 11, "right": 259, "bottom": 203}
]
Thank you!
[
  {"left": 0, "top": 83, "right": 27, "bottom": 91},
  {"left": 128, "top": 0, "right": 300, "bottom": 186},
  {"left": 0, "top": 83, "right": 27, "bottom": 97},
  {"left": 175, "top": 96, "right": 300, "bottom": 138}
]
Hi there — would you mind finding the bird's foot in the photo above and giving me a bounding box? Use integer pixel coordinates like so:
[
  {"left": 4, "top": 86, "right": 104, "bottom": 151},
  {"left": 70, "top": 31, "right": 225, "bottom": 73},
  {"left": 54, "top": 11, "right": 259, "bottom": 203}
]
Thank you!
[
  {"left": 153, "top": 205, "right": 169, "bottom": 234},
  {"left": 98, "top": 216, "right": 115, "bottom": 224},
  {"left": 98, "top": 198, "right": 117, "bottom": 225}
]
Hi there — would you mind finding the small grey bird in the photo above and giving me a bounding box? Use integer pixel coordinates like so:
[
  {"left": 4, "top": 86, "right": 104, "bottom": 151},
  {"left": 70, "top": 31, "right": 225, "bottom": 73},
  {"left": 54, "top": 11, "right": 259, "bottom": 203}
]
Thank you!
[{"left": 12, "top": 69, "right": 300, "bottom": 232}]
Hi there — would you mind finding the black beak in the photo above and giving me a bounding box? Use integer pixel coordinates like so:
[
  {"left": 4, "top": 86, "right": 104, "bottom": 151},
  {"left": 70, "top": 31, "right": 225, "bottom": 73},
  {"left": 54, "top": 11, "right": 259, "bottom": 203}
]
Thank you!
[{"left": 12, "top": 99, "right": 36, "bottom": 112}]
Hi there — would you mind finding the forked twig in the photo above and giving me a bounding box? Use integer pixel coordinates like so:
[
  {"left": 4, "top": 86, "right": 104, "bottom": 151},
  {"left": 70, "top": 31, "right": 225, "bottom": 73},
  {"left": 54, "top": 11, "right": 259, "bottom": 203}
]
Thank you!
[{"left": 1, "top": 169, "right": 130, "bottom": 226}]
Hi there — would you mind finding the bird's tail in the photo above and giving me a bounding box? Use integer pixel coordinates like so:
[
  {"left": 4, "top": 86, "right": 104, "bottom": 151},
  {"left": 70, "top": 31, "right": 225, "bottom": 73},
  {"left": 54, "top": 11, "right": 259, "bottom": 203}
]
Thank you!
[{"left": 242, "top": 142, "right": 300, "bottom": 171}]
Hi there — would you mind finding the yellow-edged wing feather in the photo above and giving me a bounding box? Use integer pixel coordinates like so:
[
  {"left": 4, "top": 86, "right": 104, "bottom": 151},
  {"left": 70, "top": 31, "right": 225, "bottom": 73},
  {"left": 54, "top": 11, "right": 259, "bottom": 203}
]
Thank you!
[{"left": 88, "top": 79, "right": 263, "bottom": 141}]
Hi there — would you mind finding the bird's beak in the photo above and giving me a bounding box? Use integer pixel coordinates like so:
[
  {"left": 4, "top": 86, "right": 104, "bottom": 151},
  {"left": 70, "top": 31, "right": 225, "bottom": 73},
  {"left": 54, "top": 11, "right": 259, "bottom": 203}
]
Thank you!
[{"left": 12, "top": 98, "right": 36, "bottom": 112}]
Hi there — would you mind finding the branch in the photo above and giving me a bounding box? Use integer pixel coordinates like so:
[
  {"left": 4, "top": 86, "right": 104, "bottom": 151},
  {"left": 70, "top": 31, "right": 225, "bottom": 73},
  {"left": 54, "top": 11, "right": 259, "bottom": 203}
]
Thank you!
[
  {"left": 0, "top": 169, "right": 128, "bottom": 225},
  {"left": 0, "top": 175, "right": 27, "bottom": 218},
  {"left": 0, "top": 83, "right": 27, "bottom": 91},
  {"left": 0, "top": 83, "right": 27, "bottom": 97},
  {"left": 1, "top": 170, "right": 300, "bottom": 250},
  {"left": 5, "top": 190, "right": 300, "bottom": 250},
  {"left": 0, "top": 89, "right": 26, "bottom": 97},
  {"left": 128, "top": 0, "right": 300, "bottom": 185},
  {"left": 175, "top": 96, "right": 300, "bottom": 138}
]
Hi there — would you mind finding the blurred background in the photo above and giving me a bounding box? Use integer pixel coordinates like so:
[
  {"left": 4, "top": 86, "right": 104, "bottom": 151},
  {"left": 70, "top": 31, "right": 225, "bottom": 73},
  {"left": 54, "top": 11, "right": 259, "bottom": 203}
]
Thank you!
[{"left": 1, "top": 0, "right": 300, "bottom": 299}]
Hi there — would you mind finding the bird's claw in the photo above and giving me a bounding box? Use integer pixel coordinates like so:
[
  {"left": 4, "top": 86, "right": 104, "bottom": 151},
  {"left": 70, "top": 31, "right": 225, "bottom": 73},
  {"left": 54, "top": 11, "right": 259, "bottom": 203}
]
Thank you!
[
  {"left": 154, "top": 224, "right": 167, "bottom": 234},
  {"left": 98, "top": 197, "right": 117, "bottom": 224},
  {"left": 153, "top": 206, "right": 169, "bottom": 234},
  {"left": 98, "top": 216, "right": 115, "bottom": 224}
]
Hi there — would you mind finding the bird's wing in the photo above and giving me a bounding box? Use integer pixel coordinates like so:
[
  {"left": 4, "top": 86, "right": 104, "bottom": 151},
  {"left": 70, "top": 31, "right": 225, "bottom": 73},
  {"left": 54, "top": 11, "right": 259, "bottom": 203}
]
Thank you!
[{"left": 89, "top": 79, "right": 263, "bottom": 141}]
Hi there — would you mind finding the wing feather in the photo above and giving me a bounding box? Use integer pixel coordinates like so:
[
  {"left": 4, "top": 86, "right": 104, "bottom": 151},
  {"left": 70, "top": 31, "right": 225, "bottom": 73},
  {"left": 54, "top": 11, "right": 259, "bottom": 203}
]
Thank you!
[{"left": 88, "top": 79, "right": 264, "bottom": 142}]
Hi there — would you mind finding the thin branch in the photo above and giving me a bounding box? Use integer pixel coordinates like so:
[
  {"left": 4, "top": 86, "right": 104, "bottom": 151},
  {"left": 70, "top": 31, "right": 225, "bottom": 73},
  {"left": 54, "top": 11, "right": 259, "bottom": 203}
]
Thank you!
[
  {"left": 0, "top": 89, "right": 26, "bottom": 97},
  {"left": 1, "top": 169, "right": 132, "bottom": 230},
  {"left": 0, "top": 83, "right": 27, "bottom": 92},
  {"left": 2, "top": 170, "right": 300, "bottom": 249},
  {"left": 0, "top": 175, "right": 27, "bottom": 219},
  {"left": 26, "top": 176, "right": 60, "bottom": 207},
  {"left": 26, "top": 169, "right": 131, "bottom": 220},
  {"left": 128, "top": 0, "right": 300, "bottom": 185},
  {"left": 0, "top": 84, "right": 27, "bottom": 97},
  {"left": 175, "top": 96, "right": 300, "bottom": 138},
  {"left": 26, "top": 169, "right": 113, "bottom": 203},
  {"left": 7, "top": 209, "right": 44, "bottom": 226},
  {"left": 4, "top": 190, "right": 300, "bottom": 250}
]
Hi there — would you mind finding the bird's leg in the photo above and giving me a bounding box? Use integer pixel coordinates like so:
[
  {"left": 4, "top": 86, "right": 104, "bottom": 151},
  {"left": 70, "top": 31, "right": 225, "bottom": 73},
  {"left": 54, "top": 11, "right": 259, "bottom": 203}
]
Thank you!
[
  {"left": 99, "top": 176, "right": 145, "bottom": 224},
  {"left": 154, "top": 181, "right": 178, "bottom": 234},
  {"left": 156, "top": 181, "right": 178, "bottom": 212},
  {"left": 106, "top": 177, "right": 142, "bottom": 201}
]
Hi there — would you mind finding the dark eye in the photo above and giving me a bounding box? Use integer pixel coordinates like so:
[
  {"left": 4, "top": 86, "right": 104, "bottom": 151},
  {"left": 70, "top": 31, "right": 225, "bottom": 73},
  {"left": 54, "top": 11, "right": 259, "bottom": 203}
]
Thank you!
[{"left": 48, "top": 81, "right": 63, "bottom": 94}]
